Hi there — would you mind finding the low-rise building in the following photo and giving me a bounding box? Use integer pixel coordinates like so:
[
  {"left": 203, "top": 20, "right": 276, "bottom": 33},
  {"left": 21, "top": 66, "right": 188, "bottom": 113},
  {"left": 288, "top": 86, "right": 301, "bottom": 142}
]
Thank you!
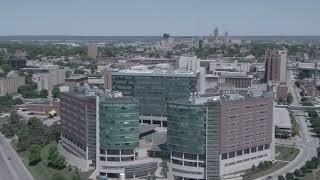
[
  {"left": 276, "top": 82, "right": 288, "bottom": 100},
  {"left": 274, "top": 108, "right": 292, "bottom": 138},
  {"left": 16, "top": 98, "right": 60, "bottom": 116}
]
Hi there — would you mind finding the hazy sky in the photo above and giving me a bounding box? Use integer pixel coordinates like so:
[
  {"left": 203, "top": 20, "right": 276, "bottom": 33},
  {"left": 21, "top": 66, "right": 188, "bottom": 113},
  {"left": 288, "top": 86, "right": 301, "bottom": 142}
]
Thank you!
[{"left": 1, "top": 0, "right": 319, "bottom": 36}]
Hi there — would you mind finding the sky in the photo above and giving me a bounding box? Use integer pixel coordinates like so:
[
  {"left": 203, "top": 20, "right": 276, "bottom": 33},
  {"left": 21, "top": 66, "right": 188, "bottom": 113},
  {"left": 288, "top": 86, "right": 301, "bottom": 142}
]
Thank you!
[{"left": 0, "top": 0, "right": 319, "bottom": 36}]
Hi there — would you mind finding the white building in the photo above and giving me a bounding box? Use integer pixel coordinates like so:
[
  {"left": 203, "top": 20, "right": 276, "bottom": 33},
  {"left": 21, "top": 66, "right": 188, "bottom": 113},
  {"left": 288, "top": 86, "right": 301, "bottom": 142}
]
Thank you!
[
  {"left": 279, "top": 50, "right": 288, "bottom": 82},
  {"left": 178, "top": 55, "right": 200, "bottom": 73},
  {"left": 32, "top": 69, "right": 65, "bottom": 92}
]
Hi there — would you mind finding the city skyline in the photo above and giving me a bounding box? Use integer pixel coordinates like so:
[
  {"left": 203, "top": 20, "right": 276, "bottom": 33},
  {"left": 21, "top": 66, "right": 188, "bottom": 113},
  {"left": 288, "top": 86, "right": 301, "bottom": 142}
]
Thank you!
[{"left": 1, "top": 0, "right": 320, "bottom": 36}]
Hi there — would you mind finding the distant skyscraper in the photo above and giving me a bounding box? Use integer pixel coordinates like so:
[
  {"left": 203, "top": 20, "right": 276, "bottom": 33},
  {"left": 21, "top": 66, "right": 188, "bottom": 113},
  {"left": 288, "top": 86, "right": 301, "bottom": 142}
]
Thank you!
[
  {"left": 214, "top": 27, "right": 219, "bottom": 38},
  {"left": 224, "top": 32, "right": 229, "bottom": 45},
  {"left": 264, "top": 49, "right": 287, "bottom": 82},
  {"left": 87, "top": 43, "right": 98, "bottom": 59}
]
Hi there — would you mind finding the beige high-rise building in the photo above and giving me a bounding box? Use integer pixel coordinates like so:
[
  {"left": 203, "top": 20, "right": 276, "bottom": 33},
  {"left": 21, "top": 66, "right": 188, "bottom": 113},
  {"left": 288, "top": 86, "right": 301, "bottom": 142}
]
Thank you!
[
  {"left": 87, "top": 43, "right": 98, "bottom": 59},
  {"left": 0, "top": 76, "right": 25, "bottom": 96}
]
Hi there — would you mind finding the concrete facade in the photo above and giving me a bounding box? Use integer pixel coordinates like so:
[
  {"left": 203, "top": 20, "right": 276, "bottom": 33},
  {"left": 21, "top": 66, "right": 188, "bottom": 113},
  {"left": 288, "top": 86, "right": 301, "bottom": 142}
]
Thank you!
[
  {"left": 32, "top": 69, "right": 65, "bottom": 91},
  {"left": 265, "top": 50, "right": 287, "bottom": 83},
  {"left": 0, "top": 76, "right": 25, "bottom": 96}
]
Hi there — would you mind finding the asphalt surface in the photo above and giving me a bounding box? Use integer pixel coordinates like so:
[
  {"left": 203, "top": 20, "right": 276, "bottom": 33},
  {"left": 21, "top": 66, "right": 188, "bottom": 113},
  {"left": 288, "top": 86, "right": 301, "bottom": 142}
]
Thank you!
[
  {"left": 0, "top": 134, "right": 34, "bottom": 180},
  {"left": 257, "top": 71, "right": 319, "bottom": 180}
]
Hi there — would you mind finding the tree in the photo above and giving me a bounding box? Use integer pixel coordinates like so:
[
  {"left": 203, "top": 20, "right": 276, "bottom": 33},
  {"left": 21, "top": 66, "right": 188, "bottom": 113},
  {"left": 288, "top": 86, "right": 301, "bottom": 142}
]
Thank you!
[
  {"left": 72, "top": 169, "right": 82, "bottom": 180},
  {"left": 277, "top": 175, "right": 285, "bottom": 180},
  {"left": 294, "top": 81, "right": 301, "bottom": 88},
  {"left": 1, "top": 124, "right": 16, "bottom": 138},
  {"left": 28, "top": 145, "right": 42, "bottom": 166},
  {"left": 46, "top": 123, "right": 61, "bottom": 142},
  {"left": 39, "top": 89, "right": 49, "bottom": 98},
  {"left": 27, "top": 117, "right": 47, "bottom": 145},
  {"left": 251, "top": 164, "right": 256, "bottom": 171},
  {"left": 301, "top": 97, "right": 308, "bottom": 102},
  {"left": 294, "top": 169, "right": 303, "bottom": 177},
  {"left": 258, "top": 162, "right": 264, "bottom": 169},
  {"left": 16, "top": 127, "right": 30, "bottom": 152},
  {"left": 287, "top": 93, "right": 293, "bottom": 105},
  {"left": 0, "top": 95, "right": 14, "bottom": 111},
  {"left": 51, "top": 86, "right": 60, "bottom": 98},
  {"left": 48, "top": 145, "right": 66, "bottom": 169},
  {"left": 51, "top": 173, "right": 67, "bottom": 180},
  {"left": 14, "top": 98, "right": 23, "bottom": 105},
  {"left": 302, "top": 101, "right": 313, "bottom": 106},
  {"left": 285, "top": 172, "right": 294, "bottom": 180}
]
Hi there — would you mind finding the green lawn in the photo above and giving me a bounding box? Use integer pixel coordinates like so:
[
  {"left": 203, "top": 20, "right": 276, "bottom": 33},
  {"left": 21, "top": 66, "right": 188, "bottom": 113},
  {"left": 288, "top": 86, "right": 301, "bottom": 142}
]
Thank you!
[
  {"left": 242, "top": 161, "right": 288, "bottom": 180},
  {"left": 19, "top": 143, "right": 93, "bottom": 180},
  {"left": 275, "top": 145, "right": 300, "bottom": 161},
  {"left": 243, "top": 146, "right": 300, "bottom": 180}
]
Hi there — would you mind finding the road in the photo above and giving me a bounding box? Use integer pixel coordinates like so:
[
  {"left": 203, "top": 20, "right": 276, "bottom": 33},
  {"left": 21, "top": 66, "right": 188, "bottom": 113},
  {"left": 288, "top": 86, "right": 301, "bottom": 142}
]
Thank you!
[
  {"left": 0, "top": 134, "right": 34, "bottom": 180},
  {"left": 257, "top": 70, "right": 319, "bottom": 180}
]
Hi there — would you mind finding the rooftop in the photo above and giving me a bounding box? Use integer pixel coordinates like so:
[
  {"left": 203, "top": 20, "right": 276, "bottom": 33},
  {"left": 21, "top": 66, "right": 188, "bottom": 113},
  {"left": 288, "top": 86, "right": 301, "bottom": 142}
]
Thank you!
[
  {"left": 66, "top": 84, "right": 135, "bottom": 102},
  {"left": 111, "top": 68, "right": 197, "bottom": 77},
  {"left": 273, "top": 108, "right": 292, "bottom": 128}
]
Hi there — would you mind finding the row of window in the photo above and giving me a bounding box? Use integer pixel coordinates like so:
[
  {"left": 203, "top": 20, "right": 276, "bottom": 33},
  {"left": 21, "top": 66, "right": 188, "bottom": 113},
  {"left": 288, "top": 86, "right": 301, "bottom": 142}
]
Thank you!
[
  {"left": 172, "top": 159, "right": 205, "bottom": 167},
  {"left": 227, "top": 104, "right": 268, "bottom": 111},
  {"left": 225, "top": 154, "right": 268, "bottom": 167},
  {"left": 62, "top": 134, "right": 86, "bottom": 151},
  {"left": 222, "top": 144, "right": 270, "bottom": 160},
  {"left": 100, "top": 149, "right": 134, "bottom": 155},
  {"left": 225, "top": 138, "right": 268, "bottom": 150},
  {"left": 171, "top": 152, "right": 205, "bottom": 161},
  {"left": 99, "top": 156, "right": 134, "bottom": 162}
]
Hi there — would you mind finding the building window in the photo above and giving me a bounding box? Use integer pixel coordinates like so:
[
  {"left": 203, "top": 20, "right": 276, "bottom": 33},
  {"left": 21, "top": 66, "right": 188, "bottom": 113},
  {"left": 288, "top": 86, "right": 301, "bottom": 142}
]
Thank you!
[
  {"left": 265, "top": 144, "right": 270, "bottom": 150},
  {"left": 244, "top": 148, "right": 250, "bottom": 154},
  {"left": 229, "top": 152, "right": 235, "bottom": 158},
  {"left": 222, "top": 153, "right": 228, "bottom": 160},
  {"left": 121, "top": 157, "right": 134, "bottom": 161},
  {"left": 251, "top": 147, "right": 257, "bottom": 153},
  {"left": 198, "top": 162, "right": 205, "bottom": 167},
  {"left": 172, "top": 159, "right": 183, "bottom": 165},
  {"left": 172, "top": 151, "right": 183, "bottom": 158},
  {"left": 184, "top": 161, "right": 197, "bottom": 167},
  {"left": 100, "top": 156, "right": 106, "bottom": 161},
  {"left": 121, "top": 149, "right": 134, "bottom": 155},
  {"left": 258, "top": 145, "right": 264, "bottom": 151},
  {"left": 237, "top": 150, "right": 243, "bottom": 156},
  {"left": 184, "top": 153, "right": 197, "bottom": 160},
  {"left": 100, "top": 172, "right": 106, "bottom": 176},
  {"left": 107, "top": 149, "right": 120, "bottom": 155},
  {"left": 107, "top": 157, "right": 120, "bottom": 162}
]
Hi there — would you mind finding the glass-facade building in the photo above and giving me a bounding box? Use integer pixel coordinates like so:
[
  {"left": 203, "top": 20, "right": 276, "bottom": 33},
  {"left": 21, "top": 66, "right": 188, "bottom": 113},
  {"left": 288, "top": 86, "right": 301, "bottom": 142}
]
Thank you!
[
  {"left": 99, "top": 96, "right": 139, "bottom": 156},
  {"left": 167, "top": 97, "right": 207, "bottom": 180},
  {"left": 104, "top": 70, "right": 198, "bottom": 127}
]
